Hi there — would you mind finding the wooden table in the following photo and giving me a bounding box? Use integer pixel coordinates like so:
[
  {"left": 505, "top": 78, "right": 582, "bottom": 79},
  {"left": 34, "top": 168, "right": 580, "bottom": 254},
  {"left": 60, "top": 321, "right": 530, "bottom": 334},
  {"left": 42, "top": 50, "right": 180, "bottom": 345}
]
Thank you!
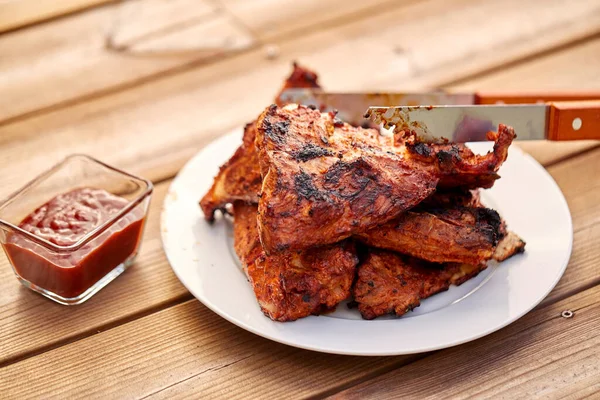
[{"left": 1, "top": 1, "right": 599, "bottom": 398}]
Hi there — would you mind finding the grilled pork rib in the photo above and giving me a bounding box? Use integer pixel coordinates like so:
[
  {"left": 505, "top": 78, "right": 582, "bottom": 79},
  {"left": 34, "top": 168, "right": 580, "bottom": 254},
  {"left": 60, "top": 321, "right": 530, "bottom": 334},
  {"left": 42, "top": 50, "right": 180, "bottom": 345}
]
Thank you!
[
  {"left": 233, "top": 202, "right": 358, "bottom": 322},
  {"left": 200, "top": 122, "right": 261, "bottom": 221},
  {"left": 399, "top": 124, "right": 516, "bottom": 189},
  {"left": 275, "top": 62, "right": 321, "bottom": 106},
  {"left": 353, "top": 249, "right": 488, "bottom": 320},
  {"left": 255, "top": 104, "right": 438, "bottom": 253},
  {"left": 199, "top": 63, "right": 525, "bottom": 322},
  {"left": 356, "top": 206, "right": 503, "bottom": 265},
  {"left": 200, "top": 63, "right": 322, "bottom": 221}
]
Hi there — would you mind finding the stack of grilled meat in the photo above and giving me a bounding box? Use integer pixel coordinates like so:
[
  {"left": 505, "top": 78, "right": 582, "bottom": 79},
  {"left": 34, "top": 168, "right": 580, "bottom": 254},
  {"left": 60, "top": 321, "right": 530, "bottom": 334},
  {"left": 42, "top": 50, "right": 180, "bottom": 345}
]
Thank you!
[{"left": 200, "top": 64, "right": 525, "bottom": 321}]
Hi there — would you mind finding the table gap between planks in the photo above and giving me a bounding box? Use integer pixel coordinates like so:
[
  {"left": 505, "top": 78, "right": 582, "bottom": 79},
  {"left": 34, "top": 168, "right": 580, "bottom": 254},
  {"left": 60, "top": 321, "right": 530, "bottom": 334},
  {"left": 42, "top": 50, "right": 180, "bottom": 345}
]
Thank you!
[{"left": 0, "top": 0, "right": 599, "bottom": 398}]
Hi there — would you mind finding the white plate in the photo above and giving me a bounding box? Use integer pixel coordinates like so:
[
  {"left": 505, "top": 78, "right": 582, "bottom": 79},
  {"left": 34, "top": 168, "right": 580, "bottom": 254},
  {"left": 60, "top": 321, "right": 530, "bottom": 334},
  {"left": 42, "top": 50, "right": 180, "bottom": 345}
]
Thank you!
[{"left": 161, "top": 128, "right": 572, "bottom": 356}]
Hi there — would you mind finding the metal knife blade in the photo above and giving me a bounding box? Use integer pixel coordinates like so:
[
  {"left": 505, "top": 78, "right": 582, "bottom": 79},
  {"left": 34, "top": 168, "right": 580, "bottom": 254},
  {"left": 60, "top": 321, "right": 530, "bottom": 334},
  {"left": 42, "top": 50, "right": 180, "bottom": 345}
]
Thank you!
[
  {"left": 366, "top": 105, "right": 549, "bottom": 142},
  {"left": 279, "top": 89, "right": 475, "bottom": 126}
]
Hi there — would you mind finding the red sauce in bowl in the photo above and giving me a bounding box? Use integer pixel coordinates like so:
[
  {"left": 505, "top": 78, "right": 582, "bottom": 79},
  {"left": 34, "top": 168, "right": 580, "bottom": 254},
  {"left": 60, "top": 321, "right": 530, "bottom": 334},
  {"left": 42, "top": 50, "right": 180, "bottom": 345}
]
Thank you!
[{"left": 3, "top": 188, "right": 146, "bottom": 299}]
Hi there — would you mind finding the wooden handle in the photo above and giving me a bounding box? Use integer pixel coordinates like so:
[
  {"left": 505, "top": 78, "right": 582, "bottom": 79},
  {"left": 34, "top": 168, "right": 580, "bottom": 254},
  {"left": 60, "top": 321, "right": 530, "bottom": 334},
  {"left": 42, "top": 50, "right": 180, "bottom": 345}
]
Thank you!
[
  {"left": 547, "top": 100, "right": 600, "bottom": 141},
  {"left": 475, "top": 92, "right": 600, "bottom": 105}
]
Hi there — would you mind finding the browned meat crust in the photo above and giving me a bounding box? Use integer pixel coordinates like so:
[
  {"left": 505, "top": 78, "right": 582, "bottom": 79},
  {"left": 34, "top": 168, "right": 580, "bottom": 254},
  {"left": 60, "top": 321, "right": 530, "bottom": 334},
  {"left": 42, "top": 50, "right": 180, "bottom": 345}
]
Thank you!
[
  {"left": 356, "top": 206, "right": 502, "bottom": 265},
  {"left": 493, "top": 231, "right": 526, "bottom": 262},
  {"left": 232, "top": 201, "right": 263, "bottom": 266},
  {"left": 401, "top": 124, "right": 516, "bottom": 189},
  {"left": 255, "top": 104, "right": 438, "bottom": 253},
  {"left": 199, "top": 63, "right": 526, "bottom": 322},
  {"left": 200, "top": 122, "right": 262, "bottom": 221},
  {"left": 275, "top": 62, "right": 321, "bottom": 106},
  {"left": 353, "top": 249, "right": 487, "bottom": 320},
  {"left": 465, "top": 190, "right": 527, "bottom": 262},
  {"left": 420, "top": 189, "right": 481, "bottom": 208},
  {"left": 233, "top": 202, "right": 358, "bottom": 322},
  {"left": 200, "top": 63, "right": 321, "bottom": 221},
  {"left": 200, "top": 63, "right": 322, "bottom": 221}
]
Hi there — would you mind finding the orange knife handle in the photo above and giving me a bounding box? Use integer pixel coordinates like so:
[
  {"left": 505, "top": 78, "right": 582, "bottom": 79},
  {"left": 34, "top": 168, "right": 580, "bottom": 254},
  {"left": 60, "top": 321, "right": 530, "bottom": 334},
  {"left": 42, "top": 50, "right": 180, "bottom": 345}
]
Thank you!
[
  {"left": 475, "top": 92, "right": 600, "bottom": 105},
  {"left": 547, "top": 101, "right": 600, "bottom": 141}
]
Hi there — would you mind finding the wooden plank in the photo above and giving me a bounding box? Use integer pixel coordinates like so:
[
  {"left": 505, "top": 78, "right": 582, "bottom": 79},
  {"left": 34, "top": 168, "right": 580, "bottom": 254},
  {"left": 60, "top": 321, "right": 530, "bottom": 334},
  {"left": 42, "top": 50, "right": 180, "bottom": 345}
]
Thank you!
[
  {"left": 448, "top": 38, "right": 600, "bottom": 165},
  {"left": 448, "top": 37, "right": 600, "bottom": 91},
  {"left": 1, "top": 145, "right": 599, "bottom": 372},
  {"left": 2, "top": 10, "right": 600, "bottom": 203},
  {"left": 540, "top": 149, "right": 600, "bottom": 305},
  {"left": 1, "top": 39, "right": 600, "bottom": 363},
  {"left": 0, "top": 2, "right": 598, "bottom": 397},
  {"left": 1, "top": 37, "right": 600, "bottom": 365},
  {"left": 548, "top": 148, "right": 600, "bottom": 235},
  {"left": 0, "top": 297, "right": 417, "bottom": 399},
  {"left": 2, "top": 0, "right": 600, "bottom": 125},
  {"left": 0, "top": 0, "right": 252, "bottom": 124},
  {"left": 105, "top": 0, "right": 254, "bottom": 55},
  {"left": 286, "top": 0, "right": 600, "bottom": 92},
  {"left": 110, "top": 13, "right": 253, "bottom": 55},
  {"left": 545, "top": 223, "right": 600, "bottom": 306},
  {"left": 325, "top": 287, "right": 600, "bottom": 400},
  {"left": 0, "top": 180, "right": 191, "bottom": 365},
  {"left": 218, "top": 0, "right": 401, "bottom": 40},
  {"left": 516, "top": 142, "right": 599, "bottom": 167},
  {"left": 106, "top": 0, "right": 217, "bottom": 48},
  {"left": 0, "top": 0, "right": 412, "bottom": 124},
  {"left": 0, "top": 0, "right": 111, "bottom": 33},
  {"left": 2, "top": 1, "right": 600, "bottom": 370},
  {"left": 1, "top": 276, "right": 598, "bottom": 399},
  {"left": 517, "top": 142, "right": 599, "bottom": 166}
]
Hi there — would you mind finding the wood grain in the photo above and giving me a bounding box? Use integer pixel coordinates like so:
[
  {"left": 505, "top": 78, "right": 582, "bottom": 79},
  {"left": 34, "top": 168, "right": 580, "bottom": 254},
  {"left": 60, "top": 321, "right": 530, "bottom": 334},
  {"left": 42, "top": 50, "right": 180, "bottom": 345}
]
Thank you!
[
  {"left": 548, "top": 148, "right": 600, "bottom": 234},
  {"left": 547, "top": 100, "right": 600, "bottom": 142},
  {"left": 448, "top": 37, "right": 600, "bottom": 91},
  {"left": 1, "top": 144, "right": 599, "bottom": 371},
  {"left": 448, "top": 37, "right": 600, "bottom": 164},
  {"left": 218, "top": 0, "right": 404, "bottom": 40},
  {"left": 0, "top": 298, "right": 417, "bottom": 399},
  {"left": 0, "top": 0, "right": 251, "bottom": 124},
  {"left": 2, "top": 0, "right": 600, "bottom": 125},
  {"left": 105, "top": 0, "right": 217, "bottom": 49},
  {"left": 545, "top": 224, "right": 600, "bottom": 306},
  {"left": 1, "top": 277, "right": 597, "bottom": 399},
  {"left": 2, "top": 26, "right": 600, "bottom": 205},
  {"left": 0, "top": 0, "right": 111, "bottom": 33},
  {"left": 2, "top": 45, "right": 600, "bottom": 364},
  {"left": 110, "top": 13, "right": 253, "bottom": 55},
  {"left": 539, "top": 147, "right": 600, "bottom": 305},
  {"left": 0, "top": 0, "right": 409, "bottom": 124},
  {"left": 0, "top": 181, "right": 190, "bottom": 365},
  {"left": 516, "top": 141, "right": 599, "bottom": 166},
  {"left": 1, "top": 2, "right": 600, "bottom": 396},
  {"left": 326, "top": 286, "right": 600, "bottom": 400},
  {"left": 339, "top": 0, "right": 600, "bottom": 91}
]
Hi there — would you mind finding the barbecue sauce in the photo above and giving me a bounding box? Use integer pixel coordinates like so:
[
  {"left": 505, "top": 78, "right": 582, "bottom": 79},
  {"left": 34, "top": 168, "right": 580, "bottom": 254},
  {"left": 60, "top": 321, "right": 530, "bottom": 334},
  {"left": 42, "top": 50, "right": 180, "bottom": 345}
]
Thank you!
[{"left": 3, "top": 188, "right": 145, "bottom": 299}]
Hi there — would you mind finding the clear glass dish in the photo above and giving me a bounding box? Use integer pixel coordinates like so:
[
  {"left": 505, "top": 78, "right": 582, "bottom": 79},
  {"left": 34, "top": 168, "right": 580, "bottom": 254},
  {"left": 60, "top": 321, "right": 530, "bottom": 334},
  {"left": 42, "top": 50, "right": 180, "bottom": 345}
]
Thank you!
[{"left": 0, "top": 155, "right": 153, "bottom": 305}]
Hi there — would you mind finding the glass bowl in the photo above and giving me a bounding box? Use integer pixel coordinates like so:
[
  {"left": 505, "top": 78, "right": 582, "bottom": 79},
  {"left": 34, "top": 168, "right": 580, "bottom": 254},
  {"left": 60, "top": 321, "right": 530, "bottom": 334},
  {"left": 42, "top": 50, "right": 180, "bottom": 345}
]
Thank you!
[{"left": 0, "top": 155, "right": 153, "bottom": 305}]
